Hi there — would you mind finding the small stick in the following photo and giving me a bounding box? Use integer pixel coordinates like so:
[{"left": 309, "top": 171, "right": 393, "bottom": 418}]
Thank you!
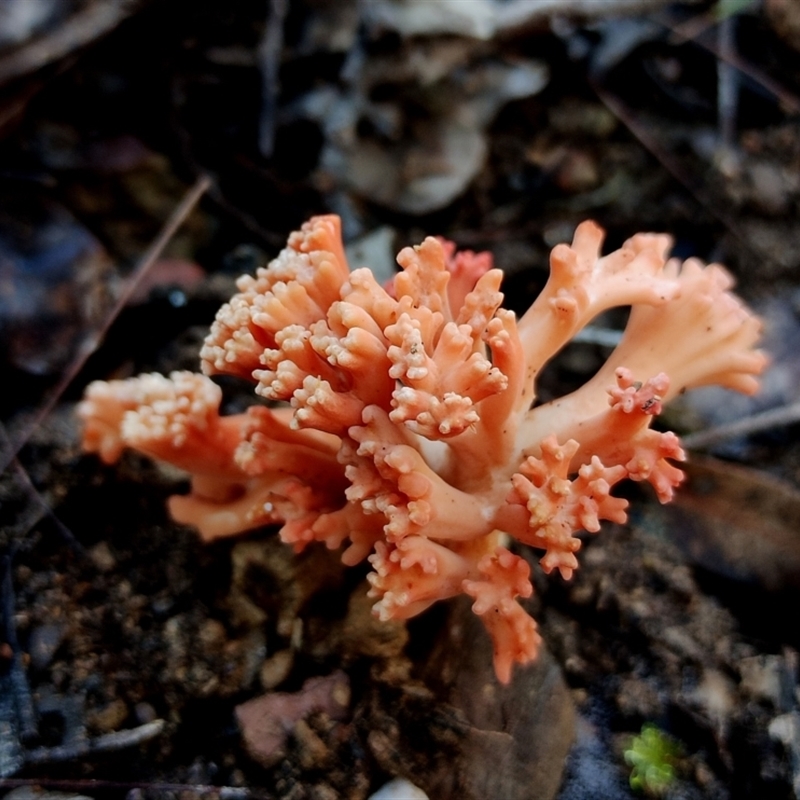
[
  {"left": 0, "top": 0, "right": 146, "bottom": 85},
  {"left": 24, "top": 719, "right": 167, "bottom": 765},
  {"left": 0, "top": 173, "right": 212, "bottom": 476},
  {"left": 662, "top": 5, "right": 800, "bottom": 115},
  {"left": 682, "top": 402, "right": 800, "bottom": 450},
  {"left": 590, "top": 81, "right": 772, "bottom": 269},
  {"left": 0, "top": 422, "right": 85, "bottom": 555},
  {"left": 257, "top": 0, "right": 288, "bottom": 158},
  {"left": 1, "top": 551, "right": 38, "bottom": 742},
  {"left": 0, "top": 778, "right": 267, "bottom": 800},
  {"left": 573, "top": 326, "right": 623, "bottom": 348}
]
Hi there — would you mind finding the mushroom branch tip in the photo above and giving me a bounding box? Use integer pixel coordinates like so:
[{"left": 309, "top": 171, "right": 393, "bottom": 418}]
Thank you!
[{"left": 78, "top": 213, "right": 766, "bottom": 683}]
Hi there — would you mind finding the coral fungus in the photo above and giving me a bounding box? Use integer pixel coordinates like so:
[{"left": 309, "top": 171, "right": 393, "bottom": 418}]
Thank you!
[{"left": 78, "top": 215, "right": 766, "bottom": 683}]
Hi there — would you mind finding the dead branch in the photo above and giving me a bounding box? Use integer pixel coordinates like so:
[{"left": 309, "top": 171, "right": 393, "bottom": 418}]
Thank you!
[
  {"left": 0, "top": 0, "right": 150, "bottom": 86},
  {"left": 0, "top": 173, "right": 212, "bottom": 476}
]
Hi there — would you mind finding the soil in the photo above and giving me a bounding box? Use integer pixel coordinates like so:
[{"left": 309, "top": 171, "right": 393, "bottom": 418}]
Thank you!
[{"left": 2, "top": 1, "right": 800, "bottom": 799}]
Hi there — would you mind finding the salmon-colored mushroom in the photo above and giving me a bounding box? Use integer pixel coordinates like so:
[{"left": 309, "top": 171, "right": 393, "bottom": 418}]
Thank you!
[{"left": 78, "top": 214, "right": 766, "bottom": 683}]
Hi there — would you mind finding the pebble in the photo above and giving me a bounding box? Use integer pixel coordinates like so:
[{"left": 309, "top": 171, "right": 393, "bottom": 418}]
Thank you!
[
  {"left": 739, "top": 654, "right": 793, "bottom": 709},
  {"left": 28, "top": 622, "right": 67, "bottom": 671},
  {"left": 368, "top": 778, "right": 429, "bottom": 800},
  {"left": 134, "top": 701, "right": 158, "bottom": 724},
  {"left": 236, "top": 671, "right": 350, "bottom": 768},
  {"left": 748, "top": 161, "right": 792, "bottom": 215},
  {"left": 293, "top": 718, "right": 331, "bottom": 770},
  {"left": 88, "top": 698, "right": 129, "bottom": 733},
  {"left": 259, "top": 648, "right": 294, "bottom": 690},
  {"left": 88, "top": 541, "right": 116, "bottom": 572}
]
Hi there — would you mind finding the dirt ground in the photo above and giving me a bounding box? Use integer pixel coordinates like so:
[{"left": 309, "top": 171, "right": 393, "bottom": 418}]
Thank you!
[{"left": 2, "top": 1, "right": 800, "bottom": 798}]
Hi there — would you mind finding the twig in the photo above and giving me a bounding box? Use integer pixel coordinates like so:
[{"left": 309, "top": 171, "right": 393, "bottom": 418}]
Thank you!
[
  {"left": 573, "top": 326, "right": 623, "bottom": 348},
  {"left": 10, "top": 459, "right": 84, "bottom": 555},
  {"left": 682, "top": 402, "right": 800, "bottom": 450},
  {"left": 24, "top": 719, "right": 167, "bottom": 765},
  {"left": 661, "top": 6, "right": 800, "bottom": 115},
  {"left": 258, "top": 0, "right": 288, "bottom": 158},
  {"left": 0, "top": 173, "right": 212, "bottom": 476},
  {"left": 0, "top": 0, "right": 148, "bottom": 86},
  {"left": 716, "top": 14, "right": 739, "bottom": 165},
  {"left": 1, "top": 550, "right": 38, "bottom": 742},
  {"left": 206, "top": 182, "right": 284, "bottom": 248},
  {"left": 0, "top": 779, "right": 267, "bottom": 800},
  {"left": 697, "top": 27, "right": 800, "bottom": 116},
  {"left": 589, "top": 80, "right": 774, "bottom": 269},
  {"left": 669, "top": 0, "right": 756, "bottom": 43},
  {"left": 0, "top": 422, "right": 85, "bottom": 556}
]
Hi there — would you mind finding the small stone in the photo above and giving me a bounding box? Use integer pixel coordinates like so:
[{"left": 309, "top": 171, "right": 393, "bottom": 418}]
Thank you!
[
  {"left": 554, "top": 151, "right": 600, "bottom": 194},
  {"left": 88, "top": 698, "right": 129, "bottom": 733},
  {"left": 309, "top": 785, "right": 339, "bottom": 800},
  {"left": 236, "top": 671, "right": 350, "bottom": 768},
  {"left": 198, "top": 619, "right": 227, "bottom": 653},
  {"left": 766, "top": 0, "right": 800, "bottom": 51},
  {"left": 260, "top": 649, "right": 294, "bottom": 691},
  {"left": 616, "top": 675, "right": 661, "bottom": 719},
  {"left": 88, "top": 541, "right": 116, "bottom": 572},
  {"left": 134, "top": 702, "right": 157, "bottom": 724},
  {"left": 369, "top": 778, "right": 429, "bottom": 800},
  {"left": 748, "top": 161, "right": 791, "bottom": 215},
  {"left": 739, "top": 655, "right": 791, "bottom": 708},
  {"left": 689, "top": 669, "right": 735, "bottom": 727},
  {"left": 28, "top": 622, "right": 67, "bottom": 671},
  {"left": 548, "top": 100, "right": 617, "bottom": 138},
  {"left": 660, "top": 626, "right": 704, "bottom": 661},
  {"left": 293, "top": 718, "right": 331, "bottom": 770}
]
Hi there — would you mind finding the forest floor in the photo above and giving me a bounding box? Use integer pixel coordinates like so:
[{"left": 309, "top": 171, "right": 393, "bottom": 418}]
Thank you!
[{"left": 3, "top": 1, "right": 800, "bottom": 798}]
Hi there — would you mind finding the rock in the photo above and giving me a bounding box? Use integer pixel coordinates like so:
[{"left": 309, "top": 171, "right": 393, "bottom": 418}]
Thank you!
[
  {"left": 766, "top": 0, "right": 800, "bottom": 51},
  {"left": 293, "top": 718, "right": 332, "bottom": 771},
  {"left": 28, "top": 622, "right": 67, "bottom": 671},
  {"left": 666, "top": 457, "right": 800, "bottom": 592},
  {"left": 87, "top": 698, "right": 129, "bottom": 734},
  {"left": 768, "top": 712, "right": 800, "bottom": 797},
  {"left": 134, "top": 702, "right": 157, "bottom": 724},
  {"left": 236, "top": 670, "right": 351, "bottom": 768},
  {"left": 0, "top": 0, "right": 61, "bottom": 49},
  {"left": 299, "top": 46, "right": 548, "bottom": 213},
  {"left": 739, "top": 654, "right": 796, "bottom": 710},
  {"left": 369, "top": 778, "right": 429, "bottom": 800},
  {"left": 687, "top": 669, "right": 735, "bottom": 732},
  {"left": 259, "top": 648, "right": 294, "bottom": 691},
  {"left": 88, "top": 542, "right": 116, "bottom": 573},
  {"left": 362, "top": 0, "right": 682, "bottom": 40},
  {"left": 365, "top": 597, "right": 575, "bottom": 800},
  {"left": 548, "top": 100, "right": 617, "bottom": 139}
]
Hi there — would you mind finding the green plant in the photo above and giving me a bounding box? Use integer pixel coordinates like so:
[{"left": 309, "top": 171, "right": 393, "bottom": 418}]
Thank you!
[{"left": 625, "top": 723, "right": 683, "bottom": 796}]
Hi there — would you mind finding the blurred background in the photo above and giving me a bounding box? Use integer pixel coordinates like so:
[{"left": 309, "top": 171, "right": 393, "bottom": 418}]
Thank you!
[{"left": 1, "top": 0, "right": 799, "bottom": 417}]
